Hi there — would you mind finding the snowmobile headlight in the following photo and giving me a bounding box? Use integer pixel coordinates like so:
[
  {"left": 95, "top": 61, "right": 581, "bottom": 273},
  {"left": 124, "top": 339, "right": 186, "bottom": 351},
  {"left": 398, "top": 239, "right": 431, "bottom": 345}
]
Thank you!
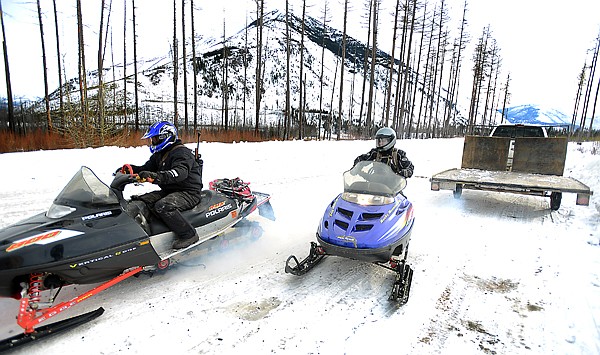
[
  {"left": 46, "top": 203, "right": 76, "bottom": 219},
  {"left": 342, "top": 192, "right": 393, "bottom": 206}
]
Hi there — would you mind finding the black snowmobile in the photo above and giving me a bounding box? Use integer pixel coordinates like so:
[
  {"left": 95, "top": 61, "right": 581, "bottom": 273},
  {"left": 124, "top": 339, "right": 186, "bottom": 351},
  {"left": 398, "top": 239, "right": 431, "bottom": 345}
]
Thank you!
[{"left": 0, "top": 162, "right": 272, "bottom": 351}]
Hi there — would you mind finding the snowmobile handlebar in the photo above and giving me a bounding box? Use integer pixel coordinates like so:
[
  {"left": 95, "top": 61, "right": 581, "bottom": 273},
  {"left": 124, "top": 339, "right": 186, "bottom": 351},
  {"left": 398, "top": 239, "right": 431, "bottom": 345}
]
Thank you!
[{"left": 109, "top": 171, "right": 139, "bottom": 192}]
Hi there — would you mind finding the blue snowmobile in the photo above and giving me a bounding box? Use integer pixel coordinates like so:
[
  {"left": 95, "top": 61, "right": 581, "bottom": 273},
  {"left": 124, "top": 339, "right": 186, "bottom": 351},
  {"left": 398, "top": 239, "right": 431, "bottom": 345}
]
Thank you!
[{"left": 285, "top": 160, "right": 415, "bottom": 304}]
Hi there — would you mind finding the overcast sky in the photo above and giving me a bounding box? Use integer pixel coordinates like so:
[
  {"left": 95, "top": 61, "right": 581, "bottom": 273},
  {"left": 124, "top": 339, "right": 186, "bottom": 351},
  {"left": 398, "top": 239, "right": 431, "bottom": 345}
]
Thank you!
[{"left": 1, "top": 0, "right": 599, "bottom": 116}]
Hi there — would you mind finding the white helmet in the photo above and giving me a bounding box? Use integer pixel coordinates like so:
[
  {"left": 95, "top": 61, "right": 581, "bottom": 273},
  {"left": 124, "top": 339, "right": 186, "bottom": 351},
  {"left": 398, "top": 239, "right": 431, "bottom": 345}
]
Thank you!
[{"left": 375, "top": 127, "right": 396, "bottom": 152}]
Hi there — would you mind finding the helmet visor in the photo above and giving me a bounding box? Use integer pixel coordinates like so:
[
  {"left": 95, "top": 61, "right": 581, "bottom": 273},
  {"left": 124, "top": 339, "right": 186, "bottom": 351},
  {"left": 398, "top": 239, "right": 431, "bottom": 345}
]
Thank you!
[
  {"left": 150, "top": 136, "right": 162, "bottom": 146},
  {"left": 376, "top": 136, "right": 392, "bottom": 149}
]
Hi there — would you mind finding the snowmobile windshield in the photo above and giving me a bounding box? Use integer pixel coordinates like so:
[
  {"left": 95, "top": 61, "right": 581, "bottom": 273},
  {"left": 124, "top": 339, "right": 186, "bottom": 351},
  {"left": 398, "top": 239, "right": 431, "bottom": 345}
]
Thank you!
[
  {"left": 343, "top": 161, "right": 407, "bottom": 197},
  {"left": 47, "top": 167, "right": 120, "bottom": 218}
]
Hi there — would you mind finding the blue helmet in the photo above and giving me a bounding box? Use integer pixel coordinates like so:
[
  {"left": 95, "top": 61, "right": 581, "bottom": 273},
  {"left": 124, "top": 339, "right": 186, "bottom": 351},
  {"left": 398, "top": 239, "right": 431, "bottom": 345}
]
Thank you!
[{"left": 142, "top": 121, "right": 178, "bottom": 153}]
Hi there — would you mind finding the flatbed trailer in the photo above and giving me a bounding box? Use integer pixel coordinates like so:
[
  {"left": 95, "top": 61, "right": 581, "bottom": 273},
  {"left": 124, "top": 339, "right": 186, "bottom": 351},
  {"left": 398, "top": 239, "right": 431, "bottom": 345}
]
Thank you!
[{"left": 430, "top": 136, "right": 593, "bottom": 210}]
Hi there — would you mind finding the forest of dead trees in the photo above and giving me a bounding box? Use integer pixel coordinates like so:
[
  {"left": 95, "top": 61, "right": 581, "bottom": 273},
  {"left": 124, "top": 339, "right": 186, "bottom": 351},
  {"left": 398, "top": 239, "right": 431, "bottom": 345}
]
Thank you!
[{"left": 0, "top": 0, "right": 599, "bottom": 150}]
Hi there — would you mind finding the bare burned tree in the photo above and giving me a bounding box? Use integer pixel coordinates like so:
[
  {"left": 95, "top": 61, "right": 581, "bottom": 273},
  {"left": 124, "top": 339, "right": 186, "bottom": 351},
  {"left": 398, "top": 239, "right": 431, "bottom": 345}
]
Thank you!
[
  {"left": 298, "top": 0, "right": 306, "bottom": 139},
  {"left": 97, "top": 0, "right": 106, "bottom": 143},
  {"left": 132, "top": 0, "right": 140, "bottom": 130},
  {"left": 36, "top": 0, "right": 52, "bottom": 131},
  {"left": 358, "top": 0, "right": 373, "bottom": 136},
  {"left": 182, "top": 0, "right": 189, "bottom": 131},
  {"left": 426, "top": 0, "right": 448, "bottom": 138},
  {"left": 123, "top": 0, "right": 127, "bottom": 126},
  {"left": 52, "top": 0, "right": 63, "bottom": 125},
  {"left": 443, "top": 0, "right": 468, "bottom": 137},
  {"left": 190, "top": 0, "right": 198, "bottom": 132},
  {"left": 76, "top": 0, "right": 89, "bottom": 130},
  {"left": 221, "top": 18, "right": 229, "bottom": 130},
  {"left": 365, "top": 0, "right": 379, "bottom": 135},
  {"left": 468, "top": 26, "right": 491, "bottom": 132},
  {"left": 254, "top": 0, "right": 264, "bottom": 133},
  {"left": 578, "top": 32, "right": 599, "bottom": 138},
  {"left": 1, "top": 0, "right": 15, "bottom": 132},
  {"left": 284, "top": 0, "right": 291, "bottom": 140},
  {"left": 318, "top": 0, "right": 330, "bottom": 140},
  {"left": 172, "top": 0, "right": 179, "bottom": 127},
  {"left": 406, "top": 2, "right": 427, "bottom": 139},
  {"left": 397, "top": 0, "right": 418, "bottom": 137},
  {"left": 499, "top": 72, "right": 510, "bottom": 124},
  {"left": 415, "top": 5, "right": 436, "bottom": 139},
  {"left": 587, "top": 33, "right": 600, "bottom": 136},
  {"left": 336, "top": 0, "right": 348, "bottom": 140},
  {"left": 384, "top": 0, "right": 401, "bottom": 127},
  {"left": 570, "top": 64, "right": 586, "bottom": 135}
]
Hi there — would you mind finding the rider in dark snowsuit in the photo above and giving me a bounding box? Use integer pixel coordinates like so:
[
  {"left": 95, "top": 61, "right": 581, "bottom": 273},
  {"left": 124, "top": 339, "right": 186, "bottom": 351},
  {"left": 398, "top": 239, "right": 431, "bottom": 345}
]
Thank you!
[
  {"left": 354, "top": 127, "right": 414, "bottom": 178},
  {"left": 121, "top": 121, "right": 203, "bottom": 250}
]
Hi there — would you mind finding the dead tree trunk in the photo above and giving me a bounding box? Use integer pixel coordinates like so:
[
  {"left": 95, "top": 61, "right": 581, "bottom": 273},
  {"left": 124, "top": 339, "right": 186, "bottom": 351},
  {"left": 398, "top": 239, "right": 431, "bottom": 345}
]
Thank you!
[
  {"left": 318, "top": 2, "right": 330, "bottom": 140},
  {"left": 366, "top": 0, "right": 379, "bottom": 135},
  {"left": 173, "top": 0, "right": 179, "bottom": 127},
  {"left": 97, "top": 0, "right": 106, "bottom": 144},
  {"left": 336, "top": 0, "right": 348, "bottom": 140},
  {"left": 284, "top": 0, "right": 291, "bottom": 140},
  {"left": 77, "top": 0, "right": 89, "bottom": 134},
  {"left": 52, "top": 0, "right": 64, "bottom": 127},
  {"left": 132, "top": 0, "right": 140, "bottom": 130},
  {"left": 1, "top": 0, "right": 15, "bottom": 132},
  {"left": 123, "top": 0, "right": 127, "bottom": 127},
  {"left": 298, "top": 0, "right": 306, "bottom": 139},
  {"left": 384, "top": 0, "right": 401, "bottom": 126},
  {"left": 37, "top": 0, "right": 52, "bottom": 131},
  {"left": 190, "top": 0, "right": 198, "bottom": 132},
  {"left": 182, "top": 0, "right": 189, "bottom": 131},
  {"left": 358, "top": 0, "right": 373, "bottom": 137},
  {"left": 254, "top": 0, "right": 264, "bottom": 133}
]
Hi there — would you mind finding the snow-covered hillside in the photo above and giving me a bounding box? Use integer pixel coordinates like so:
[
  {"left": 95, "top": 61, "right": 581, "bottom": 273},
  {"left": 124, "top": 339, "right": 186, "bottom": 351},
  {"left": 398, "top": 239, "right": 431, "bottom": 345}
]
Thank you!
[
  {"left": 498, "top": 104, "right": 600, "bottom": 130},
  {"left": 0, "top": 138, "right": 598, "bottom": 354}
]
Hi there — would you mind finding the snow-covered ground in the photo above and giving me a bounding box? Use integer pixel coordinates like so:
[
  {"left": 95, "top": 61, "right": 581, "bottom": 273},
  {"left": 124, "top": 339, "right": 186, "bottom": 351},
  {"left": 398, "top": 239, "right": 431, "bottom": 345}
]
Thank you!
[{"left": 0, "top": 137, "right": 598, "bottom": 354}]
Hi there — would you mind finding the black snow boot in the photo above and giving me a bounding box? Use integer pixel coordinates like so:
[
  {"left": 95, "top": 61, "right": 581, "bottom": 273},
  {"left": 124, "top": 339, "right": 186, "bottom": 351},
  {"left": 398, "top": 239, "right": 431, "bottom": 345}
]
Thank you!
[{"left": 172, "top": 233, "right": 199, "bottom": 250}]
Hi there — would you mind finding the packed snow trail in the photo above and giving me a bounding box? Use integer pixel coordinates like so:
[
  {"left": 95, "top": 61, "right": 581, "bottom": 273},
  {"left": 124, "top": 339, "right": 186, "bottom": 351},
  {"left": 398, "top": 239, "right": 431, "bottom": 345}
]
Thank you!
[{"left": 0, "top": 139, "right": 598, "bottom": 354}]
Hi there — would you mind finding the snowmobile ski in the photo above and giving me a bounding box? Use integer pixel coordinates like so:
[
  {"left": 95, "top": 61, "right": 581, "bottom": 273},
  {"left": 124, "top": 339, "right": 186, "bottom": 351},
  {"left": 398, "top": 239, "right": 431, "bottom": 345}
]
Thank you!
[
  {"left": 285, "top": 242, "right": 326, "bottom": 276},
  {"left": 0, "top": 307, "right": 104, "bottom": 353}
]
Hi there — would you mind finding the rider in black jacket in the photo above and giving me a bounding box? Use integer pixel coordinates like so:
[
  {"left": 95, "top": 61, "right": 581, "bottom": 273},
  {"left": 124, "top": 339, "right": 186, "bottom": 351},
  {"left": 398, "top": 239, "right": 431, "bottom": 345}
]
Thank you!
[
  {"left": 354, "top": 127, "right": 414, "bottom": 178},
  {"left": 121, "top": 121, "right": 203, "bottom": 250}
]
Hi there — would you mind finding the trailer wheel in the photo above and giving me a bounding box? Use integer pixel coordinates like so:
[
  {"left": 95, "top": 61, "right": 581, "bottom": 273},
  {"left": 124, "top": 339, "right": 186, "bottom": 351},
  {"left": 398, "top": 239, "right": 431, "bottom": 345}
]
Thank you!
[
  {"left": 453, "top": 184, "right": 463, "bottom": 199},
  {"left": 550, "top": 192, "right": 562, "bottom": 210}
]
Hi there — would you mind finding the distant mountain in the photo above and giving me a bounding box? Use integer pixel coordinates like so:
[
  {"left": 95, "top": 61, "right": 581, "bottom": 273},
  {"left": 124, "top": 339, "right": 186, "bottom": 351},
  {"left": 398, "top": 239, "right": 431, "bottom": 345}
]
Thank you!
[
  {"left": 497, "top": 104, "right": 599, "bottom": 129},
  {"left": 45, "top": 8, "right": 458, "bottom": 131}
]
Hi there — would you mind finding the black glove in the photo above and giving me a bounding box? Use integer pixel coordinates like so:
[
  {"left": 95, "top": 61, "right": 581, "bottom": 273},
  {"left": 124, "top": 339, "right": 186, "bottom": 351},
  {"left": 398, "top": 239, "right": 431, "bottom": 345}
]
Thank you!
[
  {"left": 138, "top": 171, "right": 159, "bottom": 183},
  {"left": 114, "top": 166, "right": 123, "bottom": 176},
  {"left": 400, "top": 168, "right": 412, "bottom": 178}
]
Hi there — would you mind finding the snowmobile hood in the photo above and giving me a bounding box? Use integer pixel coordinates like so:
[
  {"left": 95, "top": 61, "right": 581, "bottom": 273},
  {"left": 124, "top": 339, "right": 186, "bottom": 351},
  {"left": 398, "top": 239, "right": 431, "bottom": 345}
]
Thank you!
[
  {"left": 317, "top": 162, "right": 414, "bottom": 251},
  {"left": 0, "top": 167, "right": 147, "bottom": 270}
]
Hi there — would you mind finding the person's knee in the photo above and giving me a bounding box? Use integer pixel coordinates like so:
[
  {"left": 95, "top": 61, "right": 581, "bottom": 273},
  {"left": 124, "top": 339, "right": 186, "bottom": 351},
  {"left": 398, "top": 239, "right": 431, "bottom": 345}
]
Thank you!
[{"left": 154, "top": 199, "right": 177, "bottom": 215}]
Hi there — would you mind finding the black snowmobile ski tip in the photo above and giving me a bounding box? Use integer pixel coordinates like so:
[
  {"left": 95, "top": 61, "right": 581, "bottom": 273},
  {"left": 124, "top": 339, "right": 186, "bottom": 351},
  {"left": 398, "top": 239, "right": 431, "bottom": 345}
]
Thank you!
[
  {"left": 0, "top": 307, "right": 105, "bottom": 353},
  {"left": 285, "top": 242, "right": 326, "bottom": 276}
]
